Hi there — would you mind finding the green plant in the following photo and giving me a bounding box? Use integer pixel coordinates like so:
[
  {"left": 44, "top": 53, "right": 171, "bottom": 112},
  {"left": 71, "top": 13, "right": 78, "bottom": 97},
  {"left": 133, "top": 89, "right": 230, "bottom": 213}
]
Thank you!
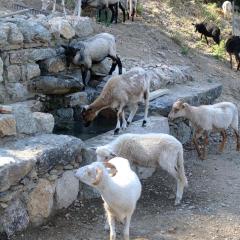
[
  {"left": 181, "top": 45, "right": 190, "bottom": 55},
  {"left": 96, "top": 9, "right": 112, "bottom": 26},
  {"left": 211, "top": 40, "right": 226, "bottom": 60},
  {"left": 136, "top": 2, "right": 144, "bottom": 15}
]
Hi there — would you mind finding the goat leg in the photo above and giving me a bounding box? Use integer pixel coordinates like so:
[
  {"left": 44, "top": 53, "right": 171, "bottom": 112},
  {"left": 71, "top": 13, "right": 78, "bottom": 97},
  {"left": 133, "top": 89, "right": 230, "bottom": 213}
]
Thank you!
[
  {"left": 119, "top": 2, "right": 126, "bottom": 22},
  {"left": 234, "top": 130, "right": 240, "bottom": 151},
  {"left": 219, "top": 130, "right": 227, "bottom": 152},
  {"left": 204, "top": 35, "right": 209, "bottom": 45}
]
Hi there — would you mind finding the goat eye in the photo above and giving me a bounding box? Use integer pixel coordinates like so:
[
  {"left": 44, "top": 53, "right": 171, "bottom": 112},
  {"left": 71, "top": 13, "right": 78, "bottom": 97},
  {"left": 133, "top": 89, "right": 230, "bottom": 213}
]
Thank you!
[
  {"left": 174, "top": 109, "right": 179, "bottom": 113},
  {"left": 87, "top": 171, "right": 91, "bottom": 176}
]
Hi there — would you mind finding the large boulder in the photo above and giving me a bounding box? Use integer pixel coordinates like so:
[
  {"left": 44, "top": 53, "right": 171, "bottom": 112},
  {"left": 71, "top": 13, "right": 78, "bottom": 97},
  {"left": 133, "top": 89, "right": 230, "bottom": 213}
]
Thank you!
[
  {"left": 9, "top": 48, "right": 57, "bottom": 65},
  {"left": 7, "top": 18, "right": 51, "bottom": 44},
  {"left": 145, "top": 64, "right": 193, "bottom": 91},
  {"left": 0, "top": 134, "right": 83, "bottom": 191},
  {"left": 68, "top": 16, "right": 94, "bottom": 38},
  {"left": 30, "top": 75, "right": 84, "bottom": 95},
  {"left": 39, "top": 56, "right": 66, "bottom": 74},
  {"left": 49, "top": 17, "right": 75, "bottom": 39},
  {"left": 55, "top": 171, "right": 79, "bottom": 209},
  {"left": 27, "top": 179, "right": 55, "bottom": 226},
  {"left": 5, "top": 82, "right": 31, "bottom": 102}
]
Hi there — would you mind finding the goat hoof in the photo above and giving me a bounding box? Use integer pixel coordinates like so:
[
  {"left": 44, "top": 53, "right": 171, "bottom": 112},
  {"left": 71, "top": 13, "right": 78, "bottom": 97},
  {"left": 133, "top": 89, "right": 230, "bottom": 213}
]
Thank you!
[
  {"left": 127, "top": 121, "right": 130, "bottom": 126},
  {"left": 114, "top": 128, "right": 120, "bottom": 135},
  {"left": 174, "top": 199, "right": 181, "bottom": 206},
  {"left": 142, "top": 120, "right": 147, "bottom": 127}
]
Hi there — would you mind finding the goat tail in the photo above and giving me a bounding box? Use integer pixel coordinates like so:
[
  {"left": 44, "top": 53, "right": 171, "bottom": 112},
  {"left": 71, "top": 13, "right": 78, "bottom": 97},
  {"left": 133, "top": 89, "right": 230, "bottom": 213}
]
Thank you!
[
  {"left": 176, "top": 150, "right": 188, "bottom": 188},
  {"left": 116, "top": 55, "right": 122, "bottom": 74}
]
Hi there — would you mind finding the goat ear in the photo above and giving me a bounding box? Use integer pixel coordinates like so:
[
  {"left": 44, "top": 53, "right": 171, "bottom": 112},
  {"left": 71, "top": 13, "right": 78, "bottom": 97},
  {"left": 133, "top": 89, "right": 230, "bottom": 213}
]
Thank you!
[
  {"left": 104, "top": 162, "right": 117, "bottom": 177},
  {"left": 182, "top": 103, "right": 188, "bottom": 109},
  {"left": 92, "top": 168, "right": 103, "bottom": 185}
]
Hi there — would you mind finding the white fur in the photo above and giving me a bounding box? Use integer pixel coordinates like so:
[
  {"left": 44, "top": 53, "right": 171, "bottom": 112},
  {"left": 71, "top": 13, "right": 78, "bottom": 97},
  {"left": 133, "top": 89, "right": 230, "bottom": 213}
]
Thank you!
[
  {"left": 169, "top": 101, "right": 238, "bottom": 132},
  {"left": 96, "top": 133, "right": 188, "bottom": 205},
  {"left": 75, "top": 157, "right": 142, "bottom": 240},
  {"left": 222, "top": 1, "right": 232, "bottom": 19}
]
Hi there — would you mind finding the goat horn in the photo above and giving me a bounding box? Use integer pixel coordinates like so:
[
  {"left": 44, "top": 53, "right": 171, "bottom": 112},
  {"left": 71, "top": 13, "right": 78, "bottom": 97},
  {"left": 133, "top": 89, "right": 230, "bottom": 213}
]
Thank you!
[{"left": 104, "top": 162, "right": 117, "bottom": 177}]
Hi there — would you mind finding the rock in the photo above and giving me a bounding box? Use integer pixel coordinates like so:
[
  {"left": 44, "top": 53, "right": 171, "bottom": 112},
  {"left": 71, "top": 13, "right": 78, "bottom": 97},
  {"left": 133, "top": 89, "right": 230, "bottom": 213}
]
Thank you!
[
  {"left": 55, "top": 171, "right": 79, "bottom": 209},
  {"left": 0, "top": 57, "right": 3, "bottom": 82},
  {"left": 5, "top": 83, "right": 32, "bottom": 102},
  {"left": 149, "top": 83, "right": 222, "bottom": 117},
  {"left": 30, "top": 75, "right": 84, "bottom": 95},
  {"left": 21, "top": 64, "right": 41, "bottom": 81},
  {"left": 0, "top": 114, "right": 16, "bottom": 137},
  {"left": 0, "top": 105, "right": 12, "bottom": 114},
  {"left": 0, "top": 156, "right": 35, "bottom": 192},
  {"left": 6, "top": 23, "right": 24, "bottom": 45},
  {"left": 49, "top": 17, "right": 75, "bottom": 39},
  {"left": 39, "top": 56, "right": 66, "bottom": 73},
  {"left": 0, "top": 23, "right": 9, "bottom": 47},
  {"left": 6, "top": 65, "right": 21, "bottom": 83},
  {"left": 33, "top": 112, "right": 55, "bottom": 134},
  {"left": 84, "top": 116, "right": 169, "bottom": 147},
  {"left": 79, "top": 183, "right": 100, "bottom": 200},
  {"left": 69, "top": 16, "right": 94, "bottom": 38},
  {"left": 3, "top": 134, "right": 83, "bottom": 174},
  {"left": 27, "top": 179, "right": 55, "bottom": 226},
  {"left": 56, "top": 108, "right": 74, "bottom": 121},
  {"left": 64, "top": 92, "right": 88, "bottom": 107},
  {"left": 145, "top": 64, "right": 193, "bottom": 91},
  {"left": 0, "top": 199, "right": 29, "bottom": 236},
  {"left": 8, "top": 18, "right": 51, "bottom": 43},
  {"left": 12, "top": 106, "right": 37, "bottom": 135},
  {"left": 9, "top": 48, "right": 57, "bottom": 64}
]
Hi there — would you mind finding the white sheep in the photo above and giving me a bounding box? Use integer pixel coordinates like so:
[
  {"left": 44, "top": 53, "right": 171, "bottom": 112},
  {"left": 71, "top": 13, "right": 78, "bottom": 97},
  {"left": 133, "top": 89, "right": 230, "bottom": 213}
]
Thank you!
[
  {"left": 168, "top": 99, "right": 240, "bottom": 159},
  {"left": 41, "top": 0, "right": 82, "bottom": 17},
  {"left": 222, "top": 1, "right": 232, "bottom": 20},
  {"left": 81, "top": 67, "right": 150, "bottom": 134},
  {"left": 75, "top": 157, "right": 142, "bottom": 240},
  {"left": 96, "top": 133, "right": 188, "bottom": 205},
  {"left": 62, "top": 33, "right": 122, "bottom": 86}
]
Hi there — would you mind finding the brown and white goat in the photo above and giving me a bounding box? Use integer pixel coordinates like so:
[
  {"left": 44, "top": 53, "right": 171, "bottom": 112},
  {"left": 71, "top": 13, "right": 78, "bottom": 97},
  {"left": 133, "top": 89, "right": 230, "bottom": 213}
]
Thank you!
[
  {"left": 168, "top": 99, "right": 240, "bottom": 160},
  {"left": 81, "top": 67, "right": 150, "bottom": 135}
]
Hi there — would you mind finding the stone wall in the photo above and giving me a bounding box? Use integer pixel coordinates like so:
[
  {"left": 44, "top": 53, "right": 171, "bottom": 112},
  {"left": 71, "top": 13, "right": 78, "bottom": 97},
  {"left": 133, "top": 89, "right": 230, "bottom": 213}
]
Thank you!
[{"left": 0, "top": 15, "right": 94, "bottom": 104}]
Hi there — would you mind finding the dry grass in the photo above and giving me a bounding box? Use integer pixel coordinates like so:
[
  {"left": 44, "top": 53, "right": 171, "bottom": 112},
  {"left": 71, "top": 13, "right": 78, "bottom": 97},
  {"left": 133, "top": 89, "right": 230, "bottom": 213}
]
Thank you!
[{"left": 141, "top": 0, "right": 232, "bottom": 60}]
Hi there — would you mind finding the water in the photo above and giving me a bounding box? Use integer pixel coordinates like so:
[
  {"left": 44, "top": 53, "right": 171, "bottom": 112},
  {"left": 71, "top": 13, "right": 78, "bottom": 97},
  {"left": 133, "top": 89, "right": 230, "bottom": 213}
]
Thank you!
[{"left": 53, "top": 115, "right": 116, "bottom": 141}]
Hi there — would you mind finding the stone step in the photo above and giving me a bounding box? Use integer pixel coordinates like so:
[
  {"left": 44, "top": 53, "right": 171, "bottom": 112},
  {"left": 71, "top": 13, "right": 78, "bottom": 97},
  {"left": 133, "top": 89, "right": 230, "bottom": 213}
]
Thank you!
[
  {"left": 148, "top": 82, "right": 222, "bottom": 117},
  {"left": 84, "top": 116, "right": 169, "bottom": 148}
]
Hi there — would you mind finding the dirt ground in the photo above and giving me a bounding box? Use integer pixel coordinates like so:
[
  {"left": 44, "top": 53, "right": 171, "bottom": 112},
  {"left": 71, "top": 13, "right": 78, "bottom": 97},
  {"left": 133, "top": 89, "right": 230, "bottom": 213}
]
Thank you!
[{"left": 2, "top": 0, "right": 240, "bottom": 239}]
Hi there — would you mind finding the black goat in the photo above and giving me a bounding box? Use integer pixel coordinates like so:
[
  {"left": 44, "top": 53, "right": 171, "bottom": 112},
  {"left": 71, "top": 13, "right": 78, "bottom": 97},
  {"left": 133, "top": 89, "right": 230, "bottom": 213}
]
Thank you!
[
  {"left": 193, "top": 22, "right": 221, "bottom": 45},
  {"left": 225, "top": 35, "right": 240, "bottom": 71}
]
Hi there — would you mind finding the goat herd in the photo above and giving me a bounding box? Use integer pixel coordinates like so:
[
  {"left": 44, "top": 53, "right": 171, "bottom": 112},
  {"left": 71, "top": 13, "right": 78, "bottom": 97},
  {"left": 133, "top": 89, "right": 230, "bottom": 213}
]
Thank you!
[{"left": 50, "top": 1, "right": 240, "bottom": 240}]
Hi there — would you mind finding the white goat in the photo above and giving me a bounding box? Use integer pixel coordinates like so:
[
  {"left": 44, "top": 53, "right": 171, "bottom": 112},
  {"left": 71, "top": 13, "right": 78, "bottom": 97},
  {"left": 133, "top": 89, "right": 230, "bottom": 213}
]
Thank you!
[
  {"left": 75, "top": 157, "right": 142, "bottom": 240},
  {"left": 96, "top": 133, "right": 188, "bottom": 205},
  {"left": 168, "top": 99, "right": 240, "bottom": 159},
  {"left": 222, "top": 1, "right": 232, "bottom": 20},
  {"left": 81, "top": 67, "right": 150, "bottom": 135},
  {"left": 41, "top": 0, "right": 82, "bottom": 17}
]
